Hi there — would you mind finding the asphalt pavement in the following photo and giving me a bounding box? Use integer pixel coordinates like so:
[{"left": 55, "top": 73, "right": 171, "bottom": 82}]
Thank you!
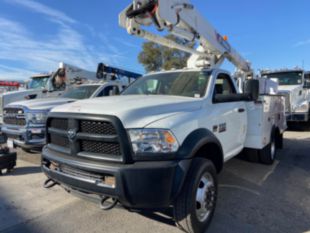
[{"left": 0, "top": 131, "right": 309, "bottom": 233}]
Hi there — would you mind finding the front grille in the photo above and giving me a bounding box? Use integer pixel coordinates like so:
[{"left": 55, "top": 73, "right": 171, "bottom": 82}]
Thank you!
[
  {"left": 81, "top": 140, "right": 121, "bottom": 155},
  {"left": 80, "top": 120, "right": 116, "bottom": 135},
  {"left": 4, "top": 117, "right": 26, "bottom": 126},
  {"left": 4, "top": 108, "right": 24, "bottom": 114},
  {"left": 3, "top": 108, "right": 26, "bottom": 126},
  {"left": 50, "top": 118, "right": 68, "bottom": 130},
  {"left": 50, "top": 134, "right": 69, "bottom": 148},
  {"left": 47, "top": 116, "right": 125, "bottom": 162}
]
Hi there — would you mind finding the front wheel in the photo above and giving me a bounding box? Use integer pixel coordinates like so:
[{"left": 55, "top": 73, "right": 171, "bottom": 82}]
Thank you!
[{"left": 173, "top": 158, "right": 217, "bottom": 233}]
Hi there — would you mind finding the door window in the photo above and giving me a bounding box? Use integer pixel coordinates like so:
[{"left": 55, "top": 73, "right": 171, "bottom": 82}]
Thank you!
[{"left": 214, "top": 74, "right": 236, "bottom": 96}]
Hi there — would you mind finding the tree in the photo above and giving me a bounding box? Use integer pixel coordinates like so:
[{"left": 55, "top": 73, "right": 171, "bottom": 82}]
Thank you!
[{"left": 138, "top": 35, "right": 194, "bottom": 72}]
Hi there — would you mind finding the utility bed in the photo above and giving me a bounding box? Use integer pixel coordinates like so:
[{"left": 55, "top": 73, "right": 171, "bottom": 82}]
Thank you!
[{"left": 245, "top": 95, "right": 286, "bottom": 149}]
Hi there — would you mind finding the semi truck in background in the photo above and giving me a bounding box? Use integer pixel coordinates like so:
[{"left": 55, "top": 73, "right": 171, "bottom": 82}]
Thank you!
[
  {"left": 2, "top": 64, "right": 141, "bottom": 152},
  {"left": 261, "top": 69, "right": 310, "bottom": 124},
  {"left": 0, "top": 62, "right": 97, "bottom": 124},
  {"left": 41, "top": 1, "right": 286, "bottom": 233}
]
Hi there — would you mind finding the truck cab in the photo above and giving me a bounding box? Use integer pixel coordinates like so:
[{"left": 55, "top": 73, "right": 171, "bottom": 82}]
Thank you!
[
  {"left": 262, "top": 69, "right": 310, "bottom": 122},
  {"left": 2, "top": 82, "right": 123, "bottom": 151}
]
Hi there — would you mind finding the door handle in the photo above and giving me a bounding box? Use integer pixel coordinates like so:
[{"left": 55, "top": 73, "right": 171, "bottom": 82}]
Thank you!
[{"left": 238, "top": 108, "right": 245, "bottom": 113}]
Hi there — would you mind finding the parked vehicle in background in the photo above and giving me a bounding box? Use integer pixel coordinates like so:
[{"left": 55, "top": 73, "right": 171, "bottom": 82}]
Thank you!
[
  {"left": 41, "top": 1, "right": 286, "bottom": 233},
  {"left": 261, "top": 69, "right": 310, "bottom": 123},
  {"left": 0, "top": 62, "right": 97, "bottom": 125},
  {"left": 2, "top": 64, "right": 141, "bottom": 152}
]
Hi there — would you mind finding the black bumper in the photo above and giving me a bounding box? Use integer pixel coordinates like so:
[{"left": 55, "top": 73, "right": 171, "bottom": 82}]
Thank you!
[{"left": 42, "top": 146, "right": 191, "bottom": 209}]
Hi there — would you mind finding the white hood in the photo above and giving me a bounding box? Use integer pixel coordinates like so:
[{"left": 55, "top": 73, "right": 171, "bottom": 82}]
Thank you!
[
  {"left": 51, "top": 95, "right": 203, "bottom": 128},
  {"left": 7, "top": 97, "right": 75, "bottom": 111}
]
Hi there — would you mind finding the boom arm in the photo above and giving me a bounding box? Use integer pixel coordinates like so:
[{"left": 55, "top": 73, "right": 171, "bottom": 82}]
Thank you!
[
  {"left": 96, "top": 63, "right": 142, "bottom": 80},
  {"left": 120, "top": 0, "right": 252, "bottom": 76}
]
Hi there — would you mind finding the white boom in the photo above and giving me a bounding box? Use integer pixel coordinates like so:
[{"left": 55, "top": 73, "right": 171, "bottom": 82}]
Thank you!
[{"left": 119, "top": 0, "right": 252, "bottom": 77}]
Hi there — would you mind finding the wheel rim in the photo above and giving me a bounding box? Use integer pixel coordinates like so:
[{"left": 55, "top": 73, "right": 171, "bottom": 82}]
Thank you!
[
  {"left": 195, "top": 172, "right": 216, "bottom": 222},
  {"left": 271, "top": 137, "right": 276, "bottom": 160}
]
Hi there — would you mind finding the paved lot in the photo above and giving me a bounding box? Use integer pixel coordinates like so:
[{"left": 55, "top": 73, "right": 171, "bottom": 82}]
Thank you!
[{"left": 0, "top": 131, "right": 309, "bottom": 233}]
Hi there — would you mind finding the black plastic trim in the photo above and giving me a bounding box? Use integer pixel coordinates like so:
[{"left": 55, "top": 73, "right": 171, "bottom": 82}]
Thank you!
[{"left": 177, "top": 128, "right": 223, "bottom": 159}]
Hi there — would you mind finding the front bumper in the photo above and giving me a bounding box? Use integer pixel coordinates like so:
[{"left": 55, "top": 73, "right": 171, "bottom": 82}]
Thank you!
[
  {"left": 286, "top": 112, "right": 309, "bottom": 122},
  {"left": 42, "top": 146, "right": 191, "bottom": 209},
  {"left": 2, "top": 125, "right": 46, "bottom": 149}
]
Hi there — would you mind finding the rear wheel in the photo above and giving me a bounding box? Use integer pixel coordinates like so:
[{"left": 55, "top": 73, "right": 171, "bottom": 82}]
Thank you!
[
  {"left": 174, "top": 158, "right": 217, "bottom": 233},
  {"left": 259, "top": 130, "right": 277, "bottom": 165}
]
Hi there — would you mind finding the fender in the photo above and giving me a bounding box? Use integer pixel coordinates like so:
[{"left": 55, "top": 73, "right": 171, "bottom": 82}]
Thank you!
[
  {"left": 172, "top": 128, "right": 224, "bottom": 197},
  {"left": 176, "top": 128, "right": 224, "bottom": 161}
]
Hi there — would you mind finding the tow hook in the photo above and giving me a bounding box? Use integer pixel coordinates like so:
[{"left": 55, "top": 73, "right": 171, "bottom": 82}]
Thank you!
[
  {"left": 100, "top": 196, "right": 118, "bottom": 210},
  {"left": 43, "top": 178, "right": 59, "bottom": 189}
]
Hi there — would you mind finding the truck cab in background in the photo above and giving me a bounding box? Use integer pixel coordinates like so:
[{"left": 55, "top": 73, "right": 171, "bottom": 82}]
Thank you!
[
  {"left": 0, "top": 62, "right": 97, "bottom": 125},
  {"left": 262, "top": 69, "right": 310, "bottom": 123}
]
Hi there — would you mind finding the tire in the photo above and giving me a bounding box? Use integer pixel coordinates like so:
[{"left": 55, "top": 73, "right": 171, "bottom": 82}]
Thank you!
[
  {"left": 174, "top": 158, "right": 217, "bottom": 233},
  {"left": 259, "top": 130, "right": 277, "bottom": 165},
  {"left": 276, "top": 133, "right": 283, "bottom": 149}
]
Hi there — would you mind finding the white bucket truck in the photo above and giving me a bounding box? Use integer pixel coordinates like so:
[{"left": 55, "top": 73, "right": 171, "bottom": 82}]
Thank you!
[{"left": 41, "top": 1, "right": 286, "bottom": 233}]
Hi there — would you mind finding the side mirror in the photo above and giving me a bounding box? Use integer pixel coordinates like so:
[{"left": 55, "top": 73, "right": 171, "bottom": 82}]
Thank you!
[{"left": 244, "top": 79, "right": 259, "bottom": 101}]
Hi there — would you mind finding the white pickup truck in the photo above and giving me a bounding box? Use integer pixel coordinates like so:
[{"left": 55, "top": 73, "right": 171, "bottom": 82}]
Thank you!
[
  {"left": 2, "top": 82, "right": 124, "bottom": 152},
  {"left": 41, "top": 1, "right": 286, "bottom": 232},
  {"left": 42, "top": 69, "right": 286, "bottom": 232},
  {"left": 262, "top": 69, "right": 310, "bottom": 123}
]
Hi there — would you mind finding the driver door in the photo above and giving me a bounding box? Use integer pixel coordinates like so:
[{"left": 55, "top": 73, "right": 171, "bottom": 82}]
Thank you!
[{"left": 211, "top": 73, "right": 247, "bottom": 160}]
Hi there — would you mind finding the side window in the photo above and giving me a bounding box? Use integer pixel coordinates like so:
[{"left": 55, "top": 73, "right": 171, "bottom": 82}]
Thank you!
[
  {"left": 146, "top": 79, "right": 158, "bottom": 93},
  {"left": 97, "top": 86, "right": 120, "bottom": 97},
  {"left": 214, "top": 74, "right": 236, "bottom": 96}
]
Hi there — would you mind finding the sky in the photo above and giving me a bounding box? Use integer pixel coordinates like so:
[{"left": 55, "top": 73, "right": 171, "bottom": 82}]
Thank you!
[{"left": 0, "top": 0, "right": 309, "bottom": 80}]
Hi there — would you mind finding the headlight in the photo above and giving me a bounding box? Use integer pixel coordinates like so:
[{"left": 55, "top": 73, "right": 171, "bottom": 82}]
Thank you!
[
  {"left": 295, "top": 102, "right": 309, "bottom": 113},
  {"left": 27, "top": 112, "right": 47, "bottom": 124},
  {"left": 128, "top": 129, "right": 179, "bottom": 154}
]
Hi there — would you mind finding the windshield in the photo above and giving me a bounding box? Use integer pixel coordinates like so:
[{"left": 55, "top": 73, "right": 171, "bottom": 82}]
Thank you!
[
  {"left": 28, "top": 76, "right": 50, "bottom": 89},
  {"left": 263, "top": 71, "right": 303, "bottom": 85},
  {"left": 122, "top": 71, "right": 210, "bottom": 98},
  {"left": 61, "top": 85, "right": 100, "bottom": 99}
]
